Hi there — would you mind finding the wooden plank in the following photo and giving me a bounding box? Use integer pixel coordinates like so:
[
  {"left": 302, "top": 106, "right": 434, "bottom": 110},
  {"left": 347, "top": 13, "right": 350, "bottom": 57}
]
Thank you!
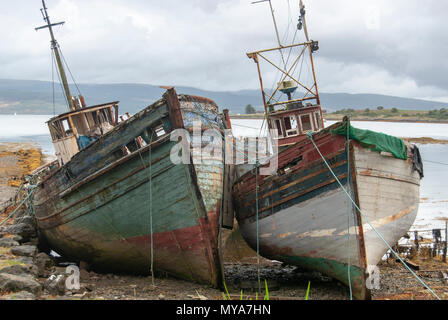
[
  {"left": 441, "top": 271, "right": 448, "bottom": 284},
  {"left": 58, "top": 136, "right": 171, "bottom": 198},
  {"left": 240, "top": 172, "right": 348, "bottom": 219},
  {"left": 221, "top": 164, "right": 235, "bottom": 229},
  {"left": 163, "top": 87, "right": 184, "bottom": 129},
  {"left": 395, "top": 259, "right": 419, "bottom": 270}
]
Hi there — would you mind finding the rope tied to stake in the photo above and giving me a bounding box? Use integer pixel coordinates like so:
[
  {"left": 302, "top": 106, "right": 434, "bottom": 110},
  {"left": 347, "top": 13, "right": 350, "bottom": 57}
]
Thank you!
[{"left": 0, "top": 182, "right": 38, "bottom": 227}]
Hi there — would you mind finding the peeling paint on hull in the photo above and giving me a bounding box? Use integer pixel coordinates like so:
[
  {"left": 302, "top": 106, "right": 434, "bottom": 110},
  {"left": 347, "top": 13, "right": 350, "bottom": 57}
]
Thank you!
[
  {"left": 233, "top": 122, "right": 421, "bottom": 299},
  {"left": 33, "top": 93, "right": 226, "bottom": 288}
]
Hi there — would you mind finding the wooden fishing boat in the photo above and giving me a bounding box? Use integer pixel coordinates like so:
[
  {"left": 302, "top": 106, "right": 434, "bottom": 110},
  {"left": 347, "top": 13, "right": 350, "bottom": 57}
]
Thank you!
[
  {"left": 31, "top": 1, "right": 231, "bottom": 287},
  {"left": 231, "top": 0, "right": 423, "bottom": 299}
]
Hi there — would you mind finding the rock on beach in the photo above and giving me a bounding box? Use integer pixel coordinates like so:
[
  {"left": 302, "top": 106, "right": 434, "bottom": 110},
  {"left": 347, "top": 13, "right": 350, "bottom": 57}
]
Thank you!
[
  {"left": 0, "top": 238, "right": 20, "bottom": 248},
  {"left": 0, "top": 273, "right": 41, "bottom": 294},
  {"left": 11, "top": 245, "right": 37, "bottom": 258}
]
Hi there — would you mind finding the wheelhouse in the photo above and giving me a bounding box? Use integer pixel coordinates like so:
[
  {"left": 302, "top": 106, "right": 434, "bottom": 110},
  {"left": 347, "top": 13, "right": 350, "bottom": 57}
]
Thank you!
[
  {"left": 268, "top": 103, "right": 323, "bottom": 148},
  {"left": 270, "top": 105, "right": 323, "bottom": 138},
  {"left": 48, "top": 102, "right": 119, "bottom": 165}
]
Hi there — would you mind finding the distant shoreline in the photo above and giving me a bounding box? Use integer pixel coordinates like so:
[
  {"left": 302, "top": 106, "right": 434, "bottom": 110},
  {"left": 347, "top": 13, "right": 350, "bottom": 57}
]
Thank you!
[
  {"left": 229, "top": 114, "right": 266, "bottom": 120},
  {"left": 230, "top": 114, "right": 448, "bottom": 124},
  {"left": 323, "top": 116, "right": 448, "bottom": 124},
  {"left": 401, "top": 137, "right": 448, "bottom": 144}
]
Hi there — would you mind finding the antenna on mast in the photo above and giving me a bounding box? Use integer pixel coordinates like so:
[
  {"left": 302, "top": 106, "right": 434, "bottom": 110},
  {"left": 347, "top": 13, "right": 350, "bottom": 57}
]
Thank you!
[
  {"left": 299, "top": 0, "right": 320, "bottom": 105},
  {"left": 252, "top": 0, "right": 287, "bottom": 69},
  {"left": 35, "top": 0, "right": 76, "bottom": 111}
]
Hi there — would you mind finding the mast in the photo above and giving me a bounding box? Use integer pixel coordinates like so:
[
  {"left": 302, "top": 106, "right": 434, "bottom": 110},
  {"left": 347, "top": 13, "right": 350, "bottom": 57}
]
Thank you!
[
  {"left": 248, "top": 0, "right": 321, "bottom": 120},
  {"left": 36, "top": 0, "right": 76, "bottom": 111},
  {"left": 299, "top": 0, "right": 320, "bottom": 105},
  {"left": 247, "top": 0, "right": 324, "bottom": 146}
]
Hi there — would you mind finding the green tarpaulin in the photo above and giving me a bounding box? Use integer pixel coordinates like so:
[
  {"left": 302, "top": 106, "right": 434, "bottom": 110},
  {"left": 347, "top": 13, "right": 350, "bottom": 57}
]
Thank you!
[{"left": 331, "top": 122, "right": 407, "bottom": 160}]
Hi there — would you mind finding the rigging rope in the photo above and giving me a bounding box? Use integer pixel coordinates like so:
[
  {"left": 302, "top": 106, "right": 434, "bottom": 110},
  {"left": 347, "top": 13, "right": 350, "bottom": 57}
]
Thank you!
[
  {"left": 136, "top": 134, "right": 155, "bottom": 286},
  {"left": 424, "top": 159, "right": 448, "bottom": 166},
  {"left": 306, "top": 132, "right": 441, "bottom": 300},
  {"left": 52, "top": 48, "right": 70, "bottom": 111},
  {"left": 59, "top": 46, "right": 82, "bottom": 96},
  {"left": 255, "top": 158, "right": 261, "bottom": 293},
  {"left": 51, "top": 50, "right": 56, "bottom": 116},
  {"left": 231, "top": 123, "right": 262, "bottom": 130},
  {"left": 149, "top": 135, "right": 154, "bottom": 285}
]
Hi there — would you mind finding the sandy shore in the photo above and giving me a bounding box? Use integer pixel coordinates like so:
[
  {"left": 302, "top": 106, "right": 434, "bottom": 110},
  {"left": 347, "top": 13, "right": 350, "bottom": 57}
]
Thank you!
[{"left": 0, "top": 142, "right": 45, "bottom": 204}]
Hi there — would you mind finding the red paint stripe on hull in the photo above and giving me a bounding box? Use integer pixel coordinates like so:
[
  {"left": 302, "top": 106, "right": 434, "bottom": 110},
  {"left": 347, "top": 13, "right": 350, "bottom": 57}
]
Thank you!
[{"left": 123, "top": 210, "right": 220, "bottom": 286}]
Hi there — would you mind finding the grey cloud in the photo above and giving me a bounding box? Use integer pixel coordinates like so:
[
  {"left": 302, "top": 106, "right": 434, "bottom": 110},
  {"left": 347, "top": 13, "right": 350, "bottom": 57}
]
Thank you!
[
  {"left": 0, "top": 0, "right": 446, "bottom": 102},
  {"left": 309, "top": 0, "right": 448, "bottom": 90}
]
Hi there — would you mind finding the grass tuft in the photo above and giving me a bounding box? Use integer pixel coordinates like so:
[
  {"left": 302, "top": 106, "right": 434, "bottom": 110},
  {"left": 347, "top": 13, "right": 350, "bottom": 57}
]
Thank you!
[
  {"left": 305, "top": 281, "right": 311, "bottom": 300},
  {"left": 0, "top": 259, "right": 24, "bottom": 270}
]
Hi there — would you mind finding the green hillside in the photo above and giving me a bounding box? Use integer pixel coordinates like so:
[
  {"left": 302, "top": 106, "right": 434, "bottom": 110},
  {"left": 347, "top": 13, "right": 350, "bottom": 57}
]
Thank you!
[{"left": 0, "top": 79, "right": 446, "bottom": 116}]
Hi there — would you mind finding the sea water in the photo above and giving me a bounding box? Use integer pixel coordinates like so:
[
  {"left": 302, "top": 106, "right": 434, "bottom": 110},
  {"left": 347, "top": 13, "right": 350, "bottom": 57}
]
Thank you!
[
  {"left": 0, "top": 114, "right": 54, "bottom": 154},
  {"left": 1, "top": 115, "right": 447, "bottom": 230}
]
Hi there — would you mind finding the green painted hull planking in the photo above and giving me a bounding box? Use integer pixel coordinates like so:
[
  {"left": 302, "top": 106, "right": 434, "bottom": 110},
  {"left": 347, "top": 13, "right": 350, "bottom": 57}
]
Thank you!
[{"left": 33, "top": 92, "right": 227, "bottom": 287}]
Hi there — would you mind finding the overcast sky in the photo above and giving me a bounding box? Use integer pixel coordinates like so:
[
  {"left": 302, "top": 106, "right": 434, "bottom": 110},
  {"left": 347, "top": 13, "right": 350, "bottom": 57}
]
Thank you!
[{"left": 0, "top": 0, "right": 447, "bottom": 102}]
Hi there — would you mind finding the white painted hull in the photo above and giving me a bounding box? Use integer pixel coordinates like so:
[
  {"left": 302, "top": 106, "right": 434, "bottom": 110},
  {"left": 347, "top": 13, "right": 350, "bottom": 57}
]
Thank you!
[
  {"left": 235, "top": 139, "right": 421, "bottom": 299},
  {"left": 353, "top": 145, "right": 420, "bottom": 267}
]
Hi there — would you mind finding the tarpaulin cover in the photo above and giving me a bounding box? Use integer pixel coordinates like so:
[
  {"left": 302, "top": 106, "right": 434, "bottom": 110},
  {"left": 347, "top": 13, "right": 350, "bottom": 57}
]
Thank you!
[{"left": 331, "top": 122, "right": 407, "bottom": 160}]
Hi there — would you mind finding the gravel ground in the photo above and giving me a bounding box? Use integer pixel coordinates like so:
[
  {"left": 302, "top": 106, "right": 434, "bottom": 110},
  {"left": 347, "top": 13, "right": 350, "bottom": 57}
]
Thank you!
[
  {"left": 35, "top": 258, "right": 448, "bottom": 300},
  {"left": 1, "top": 143, "right": 446, "bottom": 301}
]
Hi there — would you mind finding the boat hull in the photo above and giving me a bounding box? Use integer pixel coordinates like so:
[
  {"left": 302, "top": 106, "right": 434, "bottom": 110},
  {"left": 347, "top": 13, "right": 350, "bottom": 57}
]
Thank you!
[
  {"left": 233, "top": 123, "right": 421, "bottom": 299},
  {"left": 33, "top": 92, "right": 225, "bottom": 287}
]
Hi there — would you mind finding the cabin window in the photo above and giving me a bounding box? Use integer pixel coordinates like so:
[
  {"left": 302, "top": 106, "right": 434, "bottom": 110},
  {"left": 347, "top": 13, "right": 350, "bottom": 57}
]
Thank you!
[
  {"left": 300, "top": 114, "right": 312, "bottom": 132},
  {"left": 274, "top": 119, "right": 283, "bottom": 137},
  {"left": 126, "top": 140, "right": 139, "bottom": 153},
  {"left": 284, "top": 116, "right": 298, "bottom": 136},
  {"left": 155, "top": 125, "right": 166, "bottom": 137},
  {"left": 284, "top": 117, "right": 291, "bottom": 131},
  {"left": 136, "top": 136, "right": 147, "bottom": 148},
  {"left": 61, "top": 119, "right": 72, "bottom": 136},
  {"left": 49, "top": 121, "right": 64, "bottom": 140},
  {"left": 100, "top": 109, "right": 112, "bottom": 123},
  {"left": 97, "top": 110, "right": 105, "bottom": 123},
  {"left": 92, "top": 112, "right": 99, "bottom": 125},
  {"left": 141, "top": 128, "right": 153, "bottom": 144},
  {"left": 314, "top": 112, "right": 322, "bottom": 129}
]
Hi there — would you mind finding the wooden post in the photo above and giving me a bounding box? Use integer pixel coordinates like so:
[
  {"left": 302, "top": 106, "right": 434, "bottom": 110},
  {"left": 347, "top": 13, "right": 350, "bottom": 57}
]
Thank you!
[
  {"left": 114, "top": 104, "right": 119, "bottom": 125},
  {"left": 414, "top": 231, "right": 419, "bottom": 252},
  {"left": 444, "top": 222, "right": 447, "bottom": 263},
  {"left": 162, "top": 87, "right": 184, "bottom": 130},
  {"left": 222, "top": 109, "right": 232, "bottom": 129},
  {"left": 221, "top": 164, "right": 235, "bottom": 229}
]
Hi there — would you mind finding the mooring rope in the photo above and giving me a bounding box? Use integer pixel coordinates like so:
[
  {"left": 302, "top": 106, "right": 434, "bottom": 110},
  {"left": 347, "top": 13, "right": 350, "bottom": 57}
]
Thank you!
[
  {"left": 424, "top": 159, "right": 448, "bottom": 166},
  {"left": 0, "top": 186, "right": 37, "bottom": 227},
  {"left": 218, "top": 130, "right": 228, "bottom": 287},
  {"left": 0, "top": 189, "right": 34, "bottom": 226},
  {"left": 346, "top": 121, "right": 353, "bottom": 300},
  {"left": 149, "top": 136, "right": 155, "bottom": 286},
  {"left": 255, "top": 158, "right": 261, "bottom": 294},
  {"left": 136, "top": 134, "right": 155, "bottom": 286},
  {"left": 306, "top": 131, "right": 441, "bottom": 300}
]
